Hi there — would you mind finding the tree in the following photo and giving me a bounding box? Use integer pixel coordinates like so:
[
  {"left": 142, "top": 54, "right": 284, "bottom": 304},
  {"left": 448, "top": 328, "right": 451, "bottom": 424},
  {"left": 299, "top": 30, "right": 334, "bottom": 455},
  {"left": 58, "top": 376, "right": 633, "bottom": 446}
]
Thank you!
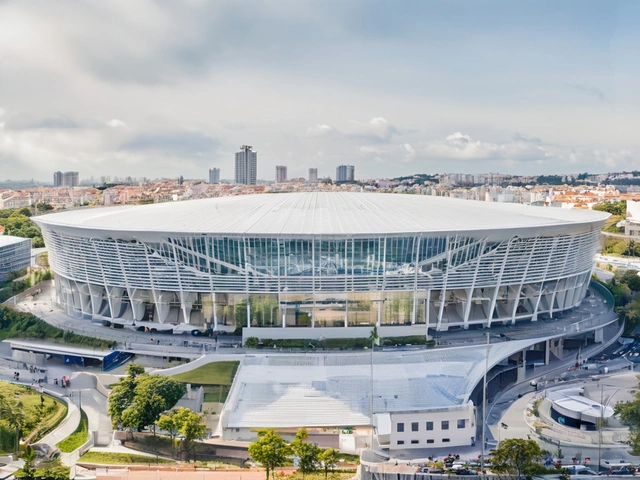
[
  {"left": 171, "top": 407, "right": 207, "bottom": 462},
  {"left": 0, "top": 396, "right": 26, "bottom": 452},
  {"left": 290, "top": 428, "right": 320, "bottom": 477},
  {"left": 319, "top": 448, "right": 340, "bottom": 479},
  {"left": 157, "top": 410, "right": 179, "bottom": 458},
  {"left": 120, "top": 375, "right": 186, "bottom": 431},
  {"left": 248, "top": 430, "right": 290, "bottom": 480},
  {"left": 615, "top": 376, "right": 640, "bottom": 455},
  {"left": 108, "top": 363, "right": 186, "bottom": 431},
  {"left": 15, "top": 445, "right": 37, "bottom": 480},
  {"left": 491, "top": 438, "right": 543, "bottom": 479},
  {"left": 368, "top": 326, "right": 379, "bottom": 346},
  {"left": 108, "top": 363, "right": 143, "bottom": 428},
  {"left": 621, "top": 270, "right": 640, "bottom": 292}
]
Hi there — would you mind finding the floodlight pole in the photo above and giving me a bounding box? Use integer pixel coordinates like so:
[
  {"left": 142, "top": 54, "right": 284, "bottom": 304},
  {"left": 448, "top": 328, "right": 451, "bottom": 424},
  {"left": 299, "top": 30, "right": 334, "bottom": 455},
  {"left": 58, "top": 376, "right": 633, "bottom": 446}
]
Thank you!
[{"left": 481, "top": 332, "right": 490, "bottom": 476}]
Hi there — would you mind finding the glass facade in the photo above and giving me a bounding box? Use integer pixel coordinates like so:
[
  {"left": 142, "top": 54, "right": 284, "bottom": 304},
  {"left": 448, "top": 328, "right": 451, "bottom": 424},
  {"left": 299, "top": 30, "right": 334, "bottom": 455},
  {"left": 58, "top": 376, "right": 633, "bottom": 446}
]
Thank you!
[
  {"left": 41, "top": 223, "right": 602, "bottom": 332},
  {"left": 0, "top": 237, "right": 31, "bottom": 282}
]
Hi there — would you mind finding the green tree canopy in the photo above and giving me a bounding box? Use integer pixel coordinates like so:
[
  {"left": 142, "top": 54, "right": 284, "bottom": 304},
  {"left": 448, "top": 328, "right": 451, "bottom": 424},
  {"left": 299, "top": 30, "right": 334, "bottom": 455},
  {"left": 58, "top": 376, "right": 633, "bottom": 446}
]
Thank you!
[
  {"left": 622, "top": 270, "right": 640, "bottom": 292},
  {"left": 491, "top": 438, "right": 543, "bottom": 479},
  {"left": 108, "top": 363, "right": 186, "bottom": 431},
  {"left": 593, "top": 200, "right": 627, "bottom": 216},
  {"left": 615, "top": 376, "right": 640, "bottom": 454},
  {"left": 248, "top": 430, "right": 290, "bottom": 480},
  {"left": 319, "top": 448, "right": 340, "bottom": 479},
  {"left": 158, "top": 407, "right": 207, "bottom": 462},
  {"left": 290, "top": 428, "right": 321, "bottom": 477}
]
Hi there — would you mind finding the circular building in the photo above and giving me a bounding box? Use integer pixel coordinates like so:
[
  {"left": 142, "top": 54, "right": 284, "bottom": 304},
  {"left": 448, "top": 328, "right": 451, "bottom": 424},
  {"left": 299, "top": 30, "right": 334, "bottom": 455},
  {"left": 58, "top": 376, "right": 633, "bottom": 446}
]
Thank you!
[{"left": 33, "top": 192, "right": 608, "bottom": 337}]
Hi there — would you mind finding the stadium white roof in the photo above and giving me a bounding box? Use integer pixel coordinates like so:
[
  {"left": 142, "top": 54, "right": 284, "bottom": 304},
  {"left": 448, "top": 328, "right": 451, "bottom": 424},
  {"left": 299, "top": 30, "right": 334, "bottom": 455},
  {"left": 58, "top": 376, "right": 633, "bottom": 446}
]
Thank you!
[{"left": 34, "top": 192, "right": 608, "bottom": 236}]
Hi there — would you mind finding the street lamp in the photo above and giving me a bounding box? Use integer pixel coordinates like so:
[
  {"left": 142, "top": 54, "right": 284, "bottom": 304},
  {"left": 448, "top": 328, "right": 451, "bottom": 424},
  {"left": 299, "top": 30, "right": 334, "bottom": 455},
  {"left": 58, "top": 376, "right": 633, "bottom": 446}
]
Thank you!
[{"left": 597, "top": 382, "right": 621, "bottom": 473}]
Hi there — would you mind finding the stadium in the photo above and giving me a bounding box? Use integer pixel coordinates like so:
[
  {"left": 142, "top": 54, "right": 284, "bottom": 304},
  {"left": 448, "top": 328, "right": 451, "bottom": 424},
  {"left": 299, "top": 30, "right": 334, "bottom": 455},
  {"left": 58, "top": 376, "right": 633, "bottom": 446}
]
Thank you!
[{"left": 34, "top": 192, "right": 608, "bottom": 339}]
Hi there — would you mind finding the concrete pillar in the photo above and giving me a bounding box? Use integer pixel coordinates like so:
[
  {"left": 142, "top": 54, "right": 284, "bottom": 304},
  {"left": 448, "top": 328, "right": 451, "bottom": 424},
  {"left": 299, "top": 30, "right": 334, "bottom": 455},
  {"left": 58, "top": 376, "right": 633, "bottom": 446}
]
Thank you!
[
  {"left": 212, "top": 294, "right": 218, "bottom": 330},
  {"left": 517, "top": 350, "right": 527, "bottom": 383},
  {"left": 594, "top": 327, "right": 604, "bottom": 343},
  {"left": 545, "top": 339, "right": 550, "bottom": 365},
  {"left": 88, "top": 284, "right": 105, "bottom": 317},
  {"left": 154, "top": 291, "right": 171, "bottom": 324}
]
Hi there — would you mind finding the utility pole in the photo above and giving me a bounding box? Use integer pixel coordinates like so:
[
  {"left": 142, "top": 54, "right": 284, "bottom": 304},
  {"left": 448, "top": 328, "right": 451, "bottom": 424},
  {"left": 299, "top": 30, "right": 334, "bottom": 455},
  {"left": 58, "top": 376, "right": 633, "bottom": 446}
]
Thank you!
[
  {"left": 598, "top": 383, "right": 603, "bottom": 473},
  {"left": 369, "top": 326, "right": 379, "bottom": 451}
]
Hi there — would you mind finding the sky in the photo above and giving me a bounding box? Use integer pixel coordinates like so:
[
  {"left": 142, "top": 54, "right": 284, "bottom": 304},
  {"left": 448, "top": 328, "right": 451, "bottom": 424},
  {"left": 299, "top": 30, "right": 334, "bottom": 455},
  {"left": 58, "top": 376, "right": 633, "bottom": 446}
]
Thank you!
[{"left": 0, "top": 0, "right": 638, "bottom": 183}]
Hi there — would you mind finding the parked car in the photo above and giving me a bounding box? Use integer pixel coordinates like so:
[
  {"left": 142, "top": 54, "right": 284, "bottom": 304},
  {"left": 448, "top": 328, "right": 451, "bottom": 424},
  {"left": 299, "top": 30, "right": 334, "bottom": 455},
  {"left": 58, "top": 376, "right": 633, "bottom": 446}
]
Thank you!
[
  {"left": 607, "top": 467, "right": 634, "bottom": 475},
  {"left": 564, "top": 465, "right": 599, "bottom": 476}
]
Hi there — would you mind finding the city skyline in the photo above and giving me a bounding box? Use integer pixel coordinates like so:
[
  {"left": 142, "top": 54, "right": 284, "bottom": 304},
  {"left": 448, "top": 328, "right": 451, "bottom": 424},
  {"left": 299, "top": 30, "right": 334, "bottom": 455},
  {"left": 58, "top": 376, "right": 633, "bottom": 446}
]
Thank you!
[{"left": 0, "top": 1, "right": 638, "bottom": 182}]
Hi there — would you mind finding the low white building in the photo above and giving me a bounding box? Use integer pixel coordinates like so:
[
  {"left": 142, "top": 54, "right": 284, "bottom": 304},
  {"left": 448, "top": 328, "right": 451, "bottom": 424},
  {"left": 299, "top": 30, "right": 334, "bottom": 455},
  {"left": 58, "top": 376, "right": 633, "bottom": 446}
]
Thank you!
[
  {"left": 375, "top": 403, "right": 476, "bottom": 450},
  {"left": 625, "top": 200, "right": 640, "bottom": 237}
]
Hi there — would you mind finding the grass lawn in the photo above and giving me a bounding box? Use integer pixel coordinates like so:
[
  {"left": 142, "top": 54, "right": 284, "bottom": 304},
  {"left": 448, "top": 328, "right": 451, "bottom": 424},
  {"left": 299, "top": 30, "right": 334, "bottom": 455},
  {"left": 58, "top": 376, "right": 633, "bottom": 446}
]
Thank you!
[
  {"left": 0, "top": 380, "right": 67, "bottom": 451},
  {"left": 203, "top": 385, "right": 233, "bottom": 403},
  {"left": 56, "top": 409, "right": 88, "bottom": 452},
  {"left": 169, "top": 361, "right": 239, "bottom": 385},
  {"left": 79, "top": 451, "right": 175, "bottom": 465}
]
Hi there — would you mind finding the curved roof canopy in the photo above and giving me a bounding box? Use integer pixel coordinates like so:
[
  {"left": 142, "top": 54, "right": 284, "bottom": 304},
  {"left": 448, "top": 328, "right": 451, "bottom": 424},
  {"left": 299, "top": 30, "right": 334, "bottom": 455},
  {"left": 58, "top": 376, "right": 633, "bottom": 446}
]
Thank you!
[{"left": 34, "top": 192, "right": 609, "bottom": 236}]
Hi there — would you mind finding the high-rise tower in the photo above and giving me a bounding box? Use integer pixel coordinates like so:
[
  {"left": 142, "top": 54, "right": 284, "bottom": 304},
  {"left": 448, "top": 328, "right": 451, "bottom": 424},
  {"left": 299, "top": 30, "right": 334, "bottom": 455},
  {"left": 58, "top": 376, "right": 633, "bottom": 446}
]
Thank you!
[
  {"left": 234, "top": 146, "right": 257, "bottom": 185},
  {"left": 336, "top": 165, "right": 355, "bottom": 182},
  {"left": 275, "top": 165, "right": 288, "bottom": 183},
  {"left": 209, "top": 167, "right": 220, "bottom": 184}
]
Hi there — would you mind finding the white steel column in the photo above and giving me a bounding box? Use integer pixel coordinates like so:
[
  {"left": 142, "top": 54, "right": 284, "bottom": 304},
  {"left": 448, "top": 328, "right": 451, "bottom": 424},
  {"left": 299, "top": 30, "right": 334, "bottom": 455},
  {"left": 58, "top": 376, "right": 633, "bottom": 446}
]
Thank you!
[
  {"left": 91, "top": 240, "right": 115, "bottom": 320},
  {"left": 169, "top": 240, "right": 189, "bottom": 326},
  {"left": 243, "top": 236, "right": 251, "bottom": 330},
  {"left": 412, "top": 236, "right": 421, "bottom": 325},
  {"left": 487, "top": 238, "right": 514, "bottom": 328},
  {"left": 463, "top": 238, "right": 487, "bottom": 329},
  {"left": 533, "top": 237, "right": 559, "bottom": 321},
  {"left": 511, "top": 237, "right": 539, "bottom": 324},
  {"left": 437, "top": 235, "right": 456, "bottom": 331},
  {"left": 312, "top": 236, "right": 315, "bottom": 329}
]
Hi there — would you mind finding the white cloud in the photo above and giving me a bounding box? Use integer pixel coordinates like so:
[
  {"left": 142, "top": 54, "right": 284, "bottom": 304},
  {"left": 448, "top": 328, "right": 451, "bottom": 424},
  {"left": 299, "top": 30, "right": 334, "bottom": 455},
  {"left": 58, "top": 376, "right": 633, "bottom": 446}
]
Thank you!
[
  {"left": 107, "top": 119, "right": 126, "bottom": 128},
  {"left": 0, "top": 1, "right": 637, "bottom": 181},
  {"left": 306, "top": 124, "right": 334, "bottom": 136},
  {"left": 345, "top": 117, "right": 399, "bottom": 143},
  {"left": 420, "top": 132, "right": 551, "bottom": 163}
]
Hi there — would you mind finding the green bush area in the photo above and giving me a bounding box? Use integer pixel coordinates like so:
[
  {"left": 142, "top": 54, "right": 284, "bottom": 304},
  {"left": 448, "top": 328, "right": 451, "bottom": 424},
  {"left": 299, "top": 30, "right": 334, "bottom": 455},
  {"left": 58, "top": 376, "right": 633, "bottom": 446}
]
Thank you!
[
  {"left": 170, "top": 361, "right": 239, "bottom": 385},
  {"left": 0, "top": 267, "right": 54, "bottom": 303},
  {"left": 0, "top": 277, "right": 32, "bottom": 303},
  {"left": 56, "top": 410, "right": 88, "bottom": 453},
  {"left": 593, "top": 200, "right": 627, "bottom": 216},
  {"left": 0, "top": 207, "right": 45, "bottom": 247},
  {"left": 244, "top": 336, "right": 435, "bottom": 350},
  {"left": 169, "top": 361, "right": 239, "bottom": 405},
  {"left": 602, "top": 237, "right": 640, "bottom": 257},
  {"left": 79, "top": 451, "right": 175, "bottom": 465},
  {"left": 0, "top": 305, "right": 116, "bottom": 349},
  {"left": 0, "top": 381, "right": 67, "bottom": 453},
  {"left": 597, "top": 270, "right": 640, "bottom": 335}
]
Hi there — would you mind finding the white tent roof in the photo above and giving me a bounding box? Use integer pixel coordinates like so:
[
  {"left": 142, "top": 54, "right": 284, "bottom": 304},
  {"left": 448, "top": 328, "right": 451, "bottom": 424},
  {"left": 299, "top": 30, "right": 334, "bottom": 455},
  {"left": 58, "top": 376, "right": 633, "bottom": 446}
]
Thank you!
[
  {"left": 34, "top": 192, "right": 608, "bottom": 236},
  {"left": 224, "top": 339, "right": 538, "bottom": 429}
]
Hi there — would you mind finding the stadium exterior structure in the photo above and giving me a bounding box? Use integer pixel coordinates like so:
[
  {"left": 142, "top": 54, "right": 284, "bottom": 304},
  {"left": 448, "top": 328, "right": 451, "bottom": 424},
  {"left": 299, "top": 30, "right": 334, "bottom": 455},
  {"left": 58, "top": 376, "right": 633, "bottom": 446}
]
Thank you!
[{"left": 33, "top": 192, "right": 609, "bottom": 339}]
